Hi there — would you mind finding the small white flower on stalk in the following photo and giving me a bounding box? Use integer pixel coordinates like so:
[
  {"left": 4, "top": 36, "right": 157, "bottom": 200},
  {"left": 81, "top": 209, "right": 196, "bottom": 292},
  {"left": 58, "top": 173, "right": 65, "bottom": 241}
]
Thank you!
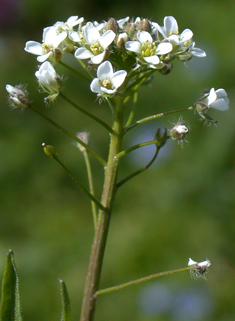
[
  {"left": 35, "top": 61, "right": 63, "bottom": 103},
  {"left": 74, "top": 25, "right": 116, "bottom": 64},
  {"left": 54, "top": 16, "right": 84, "bottom": 34},
  {"left": 125, "top": 31, "right": 173, "bottom": 68},
  {"left": 152, "top": 16, "right": 206, "bottom": 61},
  {"left": 188, "top": 258, "right": 211, "bottom": 279},
  {"left": 76, "top": 132, "right": 89, "bottom": 152},
  {"left": 6, "top": 84, "right": 31, "bottom": 109},
  {"left": 170, "top": 118, "right": 189, "bottom": 145},
  {"left": 24, "top": 26, "right": 67, "bottom": 63},
  {"left": 90, "top": 61, "right": 127, "bottom": 97},
  {"left": 195, "top": 88, "right": 229, "bottom": 124}
]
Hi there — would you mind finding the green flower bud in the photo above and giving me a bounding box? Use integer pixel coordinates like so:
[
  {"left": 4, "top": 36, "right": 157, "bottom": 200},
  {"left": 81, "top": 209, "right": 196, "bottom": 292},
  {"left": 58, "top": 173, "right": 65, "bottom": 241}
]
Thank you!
[{"left": 42, "top": 143, "right": 57, "bottom": 158}]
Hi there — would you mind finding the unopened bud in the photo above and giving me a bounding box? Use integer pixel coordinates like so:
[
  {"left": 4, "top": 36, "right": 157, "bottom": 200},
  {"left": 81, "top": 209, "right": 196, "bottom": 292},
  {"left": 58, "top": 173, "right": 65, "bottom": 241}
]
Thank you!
[
  {"left": 42, "top": 143, "right": 57, "bottom": 158},
  {"left": 155, "top": 128, "right": 169, "bottom": 148},
  {"left": 137, "top": 18, "right": 151, "bottom": 32},
  {"left": 76, "top": 132, "right": 89, "bottom": 152},
  {"left": 106, "top": 18, "right": 119, "bottom": 34},
  {"left": 158, "top": 63, "right": 173, "bottom": 75},
  {"left": 6, "top": 84, "right": 31, "bottom": 109}
]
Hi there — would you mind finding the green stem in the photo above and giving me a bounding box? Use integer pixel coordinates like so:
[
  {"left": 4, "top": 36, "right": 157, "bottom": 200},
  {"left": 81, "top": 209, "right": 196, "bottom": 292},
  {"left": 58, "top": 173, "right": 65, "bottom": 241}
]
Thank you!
[
  {"left": 124, "top": 106, "right": 194, "bottom": 134},
  {"left": 124, "top": 92, "right": 138, "bottom": 128},
  {"left": 60, "top": 93, "right": 115, "bottom": 134},
  {"left": 115, "top": 136, "right": 170, "bottom": 160},
  {"left": 29, "top": 105, "right": 106, "bottom": 166},
  {"left": 53, "top": 155, "right": 105, "bottom": 211},
  {"left": 80, "top": 104, "right": 125, "bottom": 321},
  {"left": 116, "top": 146, "right": 160, "bottom": 188},
  {"left": 59, "top": 61, "right": 91, "bottom": 82},
  {"left": 95, "top": 267, "right": 191, "bottom": 297},
  {"left": 83, "top": 150, "right": 97, "bottom": 228}
]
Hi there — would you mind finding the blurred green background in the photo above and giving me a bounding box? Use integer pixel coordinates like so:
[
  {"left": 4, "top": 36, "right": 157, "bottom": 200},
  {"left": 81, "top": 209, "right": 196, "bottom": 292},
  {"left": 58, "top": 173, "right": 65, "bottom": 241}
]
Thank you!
[{"left": 1, "top": 0, "right": 235, "bottom": 320}]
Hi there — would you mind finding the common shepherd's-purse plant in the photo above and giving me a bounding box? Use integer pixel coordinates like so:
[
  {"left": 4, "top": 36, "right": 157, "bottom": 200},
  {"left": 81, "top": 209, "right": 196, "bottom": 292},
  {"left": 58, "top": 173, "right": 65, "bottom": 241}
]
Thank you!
[{"left": 3, "top": 15, "right": 229, "bottom": 321}]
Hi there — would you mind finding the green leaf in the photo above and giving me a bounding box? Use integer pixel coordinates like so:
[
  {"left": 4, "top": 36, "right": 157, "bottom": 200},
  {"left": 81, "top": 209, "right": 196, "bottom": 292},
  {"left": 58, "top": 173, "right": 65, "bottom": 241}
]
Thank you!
[
  {"left": 0, "top": 250, "right": 23, "bottom": 321},
  {"left": 59, "top": 279, "right": 71, "bottom": 321}
]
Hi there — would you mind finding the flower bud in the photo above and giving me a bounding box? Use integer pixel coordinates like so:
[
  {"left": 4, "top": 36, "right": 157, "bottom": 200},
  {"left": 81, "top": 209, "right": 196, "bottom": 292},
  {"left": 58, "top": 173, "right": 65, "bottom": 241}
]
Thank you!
[
  {"left": 158, "top": 63, "right": 173, "bottom": 75},
  {"left": 6, "top": 84, "right": 31, "bottom": 109},
  {"left": 106, "top": 18, "right": 119, "bottom": 34},
  {"left": 76, "top": 132, "right": 89, "bottom": 152},
  {"left": 137, "top": 18, "right": 151, "bottom": 32},
  {"left": 42, "top": 143, "right": 57, "bottom": 158},
  {"left": 116, "top": 32, "right": 128, "bottom": 49},
  {"left": 35, "top": 61, "right": 63, "bottom": 103},
  {"left": 155, "top": 128, "right": 169, "bottom": 148}
]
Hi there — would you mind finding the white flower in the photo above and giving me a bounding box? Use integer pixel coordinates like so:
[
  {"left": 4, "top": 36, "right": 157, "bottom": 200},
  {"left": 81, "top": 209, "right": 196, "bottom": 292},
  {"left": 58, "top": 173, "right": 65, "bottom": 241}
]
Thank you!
[
  {"left": 74, "top": 25, "right": 116, "bottom": 64},
  {"left": 152, "top": 16, "right": 206, "bottom": 60},
  {"left": 6, "top": 84, "right": 30, "bottom": 109},
  {"left": 188, "top": 258, "right": 211, "bottom": 279},
  {"left": 152, "top": 16, "right": 180, "bottom": 39},
  {"left": 24, "top": 26, "right": 67, "bottom": 62},
  {"left": 90, "top": 61, "right": 127, "bottom": 96},
  {"left": 125, "top": 31, "right": 172, "bottom": 67},
  {"left": 54, "top": 16, "right": 84, "bottom": 33},
  {"left": 196, "top": 88, "right": 229, "bottom": 112},
  {"left": 35, "top": 61, "right": 62, "bottom": 102}
]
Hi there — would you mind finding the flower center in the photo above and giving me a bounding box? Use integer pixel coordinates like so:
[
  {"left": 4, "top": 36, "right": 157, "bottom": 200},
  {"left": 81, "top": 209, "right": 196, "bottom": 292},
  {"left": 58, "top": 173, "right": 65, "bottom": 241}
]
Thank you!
[
  {"left": 141, "top": 41, "right": 156, "bottom": 57},
  {"left": 100, "top": 78, "right": 113, "bottom": 89},
  {"left": 183, "top": 39, "right": 191, "bottom": 47},
  {"left": 42, "top": 43, "right": 52, "bottom": 53},
  {"left": 90, "top": 41, "right": 103, "bottom": 55}
]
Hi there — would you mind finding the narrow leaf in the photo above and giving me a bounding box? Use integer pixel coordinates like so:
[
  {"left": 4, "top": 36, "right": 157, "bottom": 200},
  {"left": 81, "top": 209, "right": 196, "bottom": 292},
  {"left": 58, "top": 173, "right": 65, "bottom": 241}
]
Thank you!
[
  {"left": 59, "top": 279, "right": 71, "bottom": 321},
  {"left": 0, "top": 250, "right": 23, "bottom": 321}
]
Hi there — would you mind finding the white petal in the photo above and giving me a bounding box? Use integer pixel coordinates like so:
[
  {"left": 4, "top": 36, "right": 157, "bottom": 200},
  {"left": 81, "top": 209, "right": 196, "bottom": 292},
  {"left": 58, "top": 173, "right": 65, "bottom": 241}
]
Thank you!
[
  {"left": 43, "top": 27, "right": 56, "bottom": 43},
  {"left": 191, "top": 47, "right": 206, "bottom": 57},
  {"left": 215, "top": 88, "right": 228, "bottom": 100},
  {"left": 90, "top": 52, "right": 106, "bottom": 64},
  {"left": 90, "top": 78, "right": 102, "bottom": 93},
  {"left": 210, "top": 99, "right": 229, "bottom": 111},
  {"left": 100, "top": 30, "right": 116, "bottom": 48},
  {"left": 164, "top": 16, "right": 178, "bottom": 35},
  {"left": 144, "top": 55, "right": 160, "bottom": 65},
  {"left": 188, "top": 258, "right": 197, "bottom": 266},
  {"left": 85, "top": 25, "right": 100, "bottom": 44},
  {"left": 156, "top": 42, "right": 173, "bottom": 54},
  {"left": 208, "top": 88, "right": 217, "bottom": 105},
  {"left": 97, "top": 61, "right": 113, "bottom": 80},
  {"left": 180, "top": 29, "right": 193, "bottom": 42},
  {"left": 37, "top": 52, "right": 51, "bottom": 62},
  {"left": 53, "top": 32, "right": 67, "bottom": 47},
  {"left": 24, "top": 41, "right": 44, "bottom": 55},
  {"left": 137, "top": 31, "right": 153, "bottom": 44},
  {"left": 101, "top": 87, "right": 116, "bottom": 94},
  {"left": 74, "top": 47, "right": 94, "bottom": 59},
  {"left": 112, "top": 70, "right": 127, "bottom": 89},
  {"left": 125, "top": 41, "right": 141, "bottom": 54}
]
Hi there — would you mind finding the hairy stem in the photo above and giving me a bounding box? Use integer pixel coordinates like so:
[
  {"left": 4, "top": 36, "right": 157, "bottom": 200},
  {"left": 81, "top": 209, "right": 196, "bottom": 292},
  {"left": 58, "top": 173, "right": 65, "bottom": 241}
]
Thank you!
[{"left": 80, "top": 106, "right": 124, "bottom": 321}]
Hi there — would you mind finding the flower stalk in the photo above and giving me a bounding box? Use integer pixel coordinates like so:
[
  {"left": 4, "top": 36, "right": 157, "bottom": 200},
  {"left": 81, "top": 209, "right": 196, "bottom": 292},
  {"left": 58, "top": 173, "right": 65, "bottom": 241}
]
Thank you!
[{"left": 80, "top": 105, "right": 124, "bottom": 321}]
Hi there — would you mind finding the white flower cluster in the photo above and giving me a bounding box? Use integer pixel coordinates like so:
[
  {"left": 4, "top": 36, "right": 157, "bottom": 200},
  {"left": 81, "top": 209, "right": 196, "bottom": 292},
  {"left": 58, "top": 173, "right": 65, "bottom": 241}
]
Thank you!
[{"left": 23, "top": 15, "right": 206, "bottom": 100}]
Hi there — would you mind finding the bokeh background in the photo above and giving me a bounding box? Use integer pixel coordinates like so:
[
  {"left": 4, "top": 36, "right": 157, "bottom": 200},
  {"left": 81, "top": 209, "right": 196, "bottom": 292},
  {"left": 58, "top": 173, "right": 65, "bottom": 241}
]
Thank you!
[{"left": 1, "top": 0, "right": 235, "bottom": 320}]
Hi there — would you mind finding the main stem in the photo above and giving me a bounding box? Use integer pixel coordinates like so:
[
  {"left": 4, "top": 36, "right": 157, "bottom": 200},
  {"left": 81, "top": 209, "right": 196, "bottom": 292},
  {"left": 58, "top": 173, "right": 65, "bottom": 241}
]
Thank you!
[{"left": 80, "top": 106, "right": 124, "bottom": 321}]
